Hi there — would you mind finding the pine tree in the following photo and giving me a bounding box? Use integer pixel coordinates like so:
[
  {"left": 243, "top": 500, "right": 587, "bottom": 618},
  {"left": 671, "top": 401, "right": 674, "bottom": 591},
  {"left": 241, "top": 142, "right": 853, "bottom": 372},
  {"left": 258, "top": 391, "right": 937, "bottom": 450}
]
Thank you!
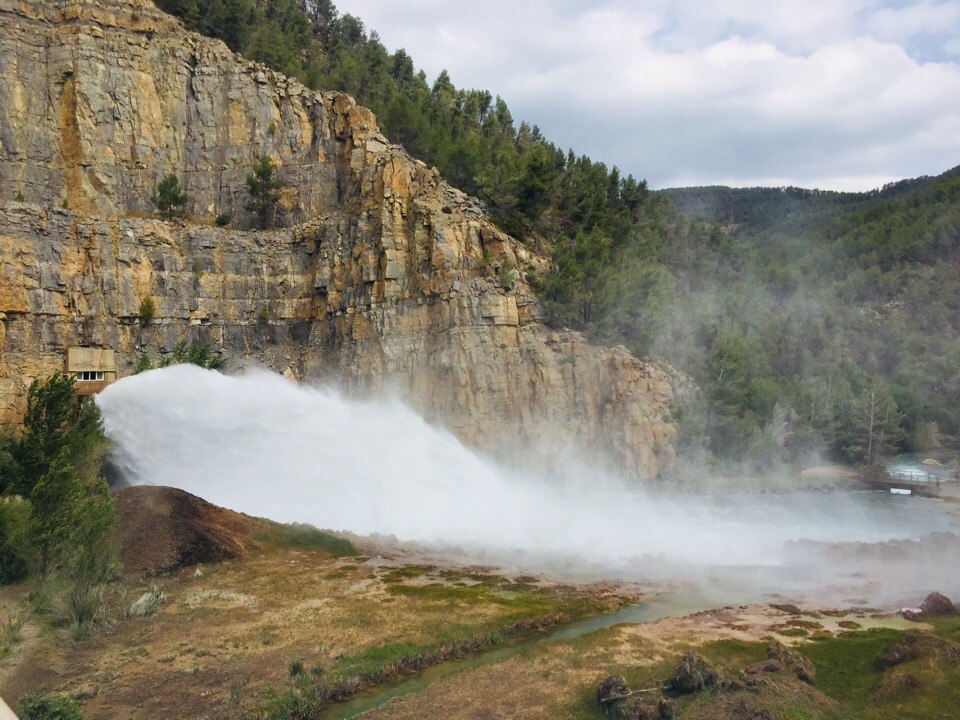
[
  {"left": 245, "top": 156, "right": 284, "bottom": 229},
  {"left": 152, "top": 173, "right": 187, "bottom": 219}
]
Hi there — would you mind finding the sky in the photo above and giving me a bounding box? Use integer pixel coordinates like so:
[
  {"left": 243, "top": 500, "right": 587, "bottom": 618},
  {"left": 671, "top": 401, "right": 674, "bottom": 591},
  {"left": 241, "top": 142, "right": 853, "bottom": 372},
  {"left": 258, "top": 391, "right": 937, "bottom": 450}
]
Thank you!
[{"left": 333, "top": 0, "right": 960, "bottom": 191}]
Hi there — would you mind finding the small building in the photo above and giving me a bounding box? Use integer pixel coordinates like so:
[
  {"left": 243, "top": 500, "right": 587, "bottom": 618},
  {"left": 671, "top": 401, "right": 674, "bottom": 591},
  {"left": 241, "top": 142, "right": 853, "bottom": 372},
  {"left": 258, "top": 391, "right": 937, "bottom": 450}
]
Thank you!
[{"left": 65, "top": 347, "right": 117, "bottom": 396}]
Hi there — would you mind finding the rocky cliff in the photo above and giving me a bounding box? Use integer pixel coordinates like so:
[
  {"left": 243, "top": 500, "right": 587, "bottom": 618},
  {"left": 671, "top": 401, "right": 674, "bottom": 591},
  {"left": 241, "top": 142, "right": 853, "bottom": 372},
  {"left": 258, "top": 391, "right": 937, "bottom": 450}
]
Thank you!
[{"left": 0, "top": 0, "right": 675, "bottom": 477}]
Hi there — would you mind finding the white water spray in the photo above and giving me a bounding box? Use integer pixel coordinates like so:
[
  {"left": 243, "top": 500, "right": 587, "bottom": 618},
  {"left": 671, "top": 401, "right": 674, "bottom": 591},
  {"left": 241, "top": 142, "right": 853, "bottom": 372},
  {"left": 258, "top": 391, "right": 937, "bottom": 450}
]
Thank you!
[{"left": 97, "top": 366, "right": 956, "bottom": 594}]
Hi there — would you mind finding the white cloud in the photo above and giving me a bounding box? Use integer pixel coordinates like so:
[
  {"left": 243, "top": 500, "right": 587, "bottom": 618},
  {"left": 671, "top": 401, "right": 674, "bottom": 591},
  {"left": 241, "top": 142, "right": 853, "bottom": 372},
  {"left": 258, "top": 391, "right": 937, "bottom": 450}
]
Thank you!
[
  {"left": 867, "top": 1, "right": 960, "bottom": 44},
  {"left": 336, "top": 0, "right": 960, "bottom": 189}
]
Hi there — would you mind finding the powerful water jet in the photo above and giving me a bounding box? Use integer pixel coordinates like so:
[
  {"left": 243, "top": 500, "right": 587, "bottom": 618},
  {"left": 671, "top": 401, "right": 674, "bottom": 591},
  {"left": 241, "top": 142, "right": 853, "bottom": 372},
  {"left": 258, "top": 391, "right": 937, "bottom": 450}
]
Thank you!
[{"left": 97, "top": 365, "right": 959, "bottom": 605}]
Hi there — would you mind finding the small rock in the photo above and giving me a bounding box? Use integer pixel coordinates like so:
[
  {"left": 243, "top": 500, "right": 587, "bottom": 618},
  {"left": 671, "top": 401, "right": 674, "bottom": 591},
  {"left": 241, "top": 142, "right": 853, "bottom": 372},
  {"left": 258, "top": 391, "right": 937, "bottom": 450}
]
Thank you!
[
  {"left": 664, "top": 652, "right": 718, "bottom": 696},
  {"left": 746, "top": 659, "right": 783, "bottom": 674},
  {"left": 193, "top": 567, "right": 204, "bottom": 578},
  {"left": 899, "top": 607, "right": 923, "bottom": 621}
]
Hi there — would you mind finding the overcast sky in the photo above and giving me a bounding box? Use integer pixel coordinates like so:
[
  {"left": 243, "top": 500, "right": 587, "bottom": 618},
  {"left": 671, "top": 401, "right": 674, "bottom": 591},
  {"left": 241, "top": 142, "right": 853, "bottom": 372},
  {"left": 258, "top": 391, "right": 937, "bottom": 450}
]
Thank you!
[{"left": 334, "top": 0, "right": 960, "bottom": 190}]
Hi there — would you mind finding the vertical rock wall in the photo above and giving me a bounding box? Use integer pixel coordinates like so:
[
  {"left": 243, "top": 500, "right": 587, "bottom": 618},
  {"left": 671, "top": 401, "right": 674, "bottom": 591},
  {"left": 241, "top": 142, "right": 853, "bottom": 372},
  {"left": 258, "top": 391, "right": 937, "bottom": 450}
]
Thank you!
[{"left": 0, "top": 0, "right": 676, "bottom": 478}]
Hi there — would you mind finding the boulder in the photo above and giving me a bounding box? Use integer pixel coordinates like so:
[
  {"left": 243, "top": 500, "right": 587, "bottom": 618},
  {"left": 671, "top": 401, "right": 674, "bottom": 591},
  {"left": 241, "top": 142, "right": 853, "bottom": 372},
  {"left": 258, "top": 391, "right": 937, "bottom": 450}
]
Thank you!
[
  {"left": 597, "top": 674, "right": 631, "bottom": 710},
  {"left": 877, "top": 632, "right": 960, "bottom": 669},
  {"left": 920, "top": 592, "right": 955, "bottom": 617},
  {"left": 597, "top": 675, "right": 674, "bottom": 720},
  {"left": 767, "top": 641, "right": 815, "bottom": 685},
  {"left": 664, "top": 652, "right": 718, "bottom": 696}
]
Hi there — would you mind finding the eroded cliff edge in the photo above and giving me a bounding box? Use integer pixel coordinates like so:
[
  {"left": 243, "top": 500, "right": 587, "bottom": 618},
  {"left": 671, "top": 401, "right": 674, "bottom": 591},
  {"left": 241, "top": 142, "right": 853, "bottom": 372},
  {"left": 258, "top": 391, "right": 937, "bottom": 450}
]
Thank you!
[{"left": 0, "top": 0, "right": 676, "bottom": 477}]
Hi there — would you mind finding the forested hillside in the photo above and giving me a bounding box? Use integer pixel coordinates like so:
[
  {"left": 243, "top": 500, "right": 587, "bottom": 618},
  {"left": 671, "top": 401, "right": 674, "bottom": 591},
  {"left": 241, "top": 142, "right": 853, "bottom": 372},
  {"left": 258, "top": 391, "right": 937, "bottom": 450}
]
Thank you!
[{"left": 153, "top": 0, "right": 960, "bottom": 472}]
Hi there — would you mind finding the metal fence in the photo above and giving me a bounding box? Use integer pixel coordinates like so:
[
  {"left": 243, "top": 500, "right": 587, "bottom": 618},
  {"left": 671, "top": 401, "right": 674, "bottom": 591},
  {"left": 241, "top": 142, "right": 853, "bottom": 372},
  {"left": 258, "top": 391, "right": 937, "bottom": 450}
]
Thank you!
[{"left": 888, "top": 470, "right": 956, "bottom": 485}]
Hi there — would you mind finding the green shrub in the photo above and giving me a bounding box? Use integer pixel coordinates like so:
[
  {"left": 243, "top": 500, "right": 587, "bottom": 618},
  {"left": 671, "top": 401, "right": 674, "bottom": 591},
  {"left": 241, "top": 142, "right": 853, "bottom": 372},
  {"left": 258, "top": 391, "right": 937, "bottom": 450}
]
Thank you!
[
  {"left": 0, "top": 375, "right": 118, "bottom": 640},
  {"left": 138, "top": 296, "right": 155, "bottom": 324},
  {"left": 136, "top": 341, "right": 226, "bottom": 373},
  {"left": 132, "top": 352, "right": 153, "bottom": 375},
  {"left": 14, "top": 191, "right": 24, "bottom": 203},
  {"left": 162, "top": 340, "right": 226, "bottom": 371},
  {"left": 152, "top": 173, "right": 187, "bottom": 219},
  {"left": 260, "top": 525, "right": 357, "bottom": 556},
  {"left": 215, "top": 213, "right": 231, "bottom": 227},
  {"left": 245, "top": 156, "right": 284, "bottom": 230},
  {"left": 0, "top": 497, "right": 31, "bottom": 583},
  {"left": 18, "top": 693, "right": 85, "bottom": 720},
  {"left": 497, "top": 258, "right": 516, "bottom": 288}
]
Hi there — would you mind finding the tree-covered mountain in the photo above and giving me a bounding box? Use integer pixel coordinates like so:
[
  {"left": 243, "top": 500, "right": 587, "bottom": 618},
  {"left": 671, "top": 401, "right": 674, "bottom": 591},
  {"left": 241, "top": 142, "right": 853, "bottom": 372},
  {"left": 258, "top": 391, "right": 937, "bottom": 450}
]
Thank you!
[
  {"left": 657, "top": 170, "right": 960, "bottom": 469},
  {"left": 153, "top": 0, "right": 960, "bottom": 472}
]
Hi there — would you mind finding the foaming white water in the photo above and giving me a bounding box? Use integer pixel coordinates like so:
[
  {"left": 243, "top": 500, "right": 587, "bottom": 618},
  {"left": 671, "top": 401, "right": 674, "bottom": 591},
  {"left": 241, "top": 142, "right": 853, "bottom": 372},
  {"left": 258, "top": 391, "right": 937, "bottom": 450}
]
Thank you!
[{"left": 97, "top": 366, "right": 953, "bottom": 578}]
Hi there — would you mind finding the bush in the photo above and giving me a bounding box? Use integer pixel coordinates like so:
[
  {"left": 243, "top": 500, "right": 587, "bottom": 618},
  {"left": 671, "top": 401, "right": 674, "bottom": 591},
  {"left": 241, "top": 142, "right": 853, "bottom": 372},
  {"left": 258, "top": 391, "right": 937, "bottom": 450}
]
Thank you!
[
  {"left": 245, "top": 156, "right": 284, "bottom": 230},
  {"left": 0, "top": 375, "right": 118, "bottom": 639},
  {"left": 497, "top": 259, "right": 516, "bottom": 288},
  {"left": 18, "top": 693, "right": 85, "bottom": 720},
  {"left": 132, "top": 352, "right": 153, "bottom": 375},
  {"left": 163, "top": 340, "right": 226, "bottom": 370},
  {"left": 152, "top": 173, "right": 187, "bottom": 219},
  {"left": 135, "top": 341, "right": 226, "bottom": 373},
  {"left": 0, "top": 497, "right": 31, "bottom": 583},
  {"left": 138, "top": 296, "right": 155, "bottom": 324},
  {"left": 215, "top": 213, "right": 231, "bottom": 227}
]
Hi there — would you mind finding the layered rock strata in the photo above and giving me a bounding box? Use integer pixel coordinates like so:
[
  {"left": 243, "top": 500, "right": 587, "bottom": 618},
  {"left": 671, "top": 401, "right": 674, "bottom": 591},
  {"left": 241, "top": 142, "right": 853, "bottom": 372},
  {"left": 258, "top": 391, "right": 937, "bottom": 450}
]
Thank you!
[{"left": 0, "top": 0, "right": 675, "bottom": 477}]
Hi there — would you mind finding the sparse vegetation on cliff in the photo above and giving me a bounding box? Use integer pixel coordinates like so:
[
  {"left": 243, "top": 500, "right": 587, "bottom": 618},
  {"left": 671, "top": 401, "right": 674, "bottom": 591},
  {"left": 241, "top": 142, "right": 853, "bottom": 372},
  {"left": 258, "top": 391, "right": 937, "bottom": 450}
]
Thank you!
[
  {"left": 152, "top": 0, "right": 960, "bottom": 470},
  {"left": 132, "top": 340, "right": 226, "bottom": 374},
  {"left": 151, "top": 173, "right": 187, "bottom": 219},
  {"left": 138, "top": 296, "right": 155, "bottom": 324},
  {"left": 245, "top": 155, "right": 284, "bottom": 229}
]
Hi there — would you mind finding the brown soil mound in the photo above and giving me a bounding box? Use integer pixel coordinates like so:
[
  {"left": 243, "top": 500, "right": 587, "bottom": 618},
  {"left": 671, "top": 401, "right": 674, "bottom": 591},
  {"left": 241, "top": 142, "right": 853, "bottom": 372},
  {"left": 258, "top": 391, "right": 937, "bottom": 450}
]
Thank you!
[{"left": 113, "top": 486, "right": 272, "bottom": 575}]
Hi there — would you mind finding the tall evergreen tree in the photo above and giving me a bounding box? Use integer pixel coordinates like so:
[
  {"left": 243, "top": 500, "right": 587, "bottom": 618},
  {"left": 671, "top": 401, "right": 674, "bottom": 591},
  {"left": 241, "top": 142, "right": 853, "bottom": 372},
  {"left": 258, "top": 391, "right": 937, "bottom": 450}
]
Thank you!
[{"left": 245, "top": 156, "right": 284, "bottom": 229}]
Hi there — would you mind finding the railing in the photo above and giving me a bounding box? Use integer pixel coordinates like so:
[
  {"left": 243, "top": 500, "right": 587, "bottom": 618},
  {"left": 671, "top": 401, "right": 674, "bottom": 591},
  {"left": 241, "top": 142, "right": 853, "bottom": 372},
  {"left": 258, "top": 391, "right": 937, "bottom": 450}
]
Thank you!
[{"left": 887, "top": 470, "right": 956, "bottom": 486}]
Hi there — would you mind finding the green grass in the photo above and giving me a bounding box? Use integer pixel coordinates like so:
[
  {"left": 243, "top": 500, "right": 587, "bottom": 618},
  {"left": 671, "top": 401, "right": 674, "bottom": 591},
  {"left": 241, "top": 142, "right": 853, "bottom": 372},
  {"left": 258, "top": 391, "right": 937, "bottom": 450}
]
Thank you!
[
  {"left": 799, "top": 627, "right": 960, "bottom": 720},
  {"left": 565, "top": 624, "right": 960, "bottom": 720},
  {"left": 256, "top": 525, "right": 358, "bottom": 556},
  {"left": 384, "top": 582, "right": 558, "bottom": 616},
  {"left": 929, "top": 615, "right": 960, "bottom": 643},
  {"left": 698, "top": 637, "right": 768, "bottom": 669},
  {"left": 334, "top": 641, "right": 428, "bottom": 677},
  {"left": 799, "top": 628, "right": 901, "bottom": 710},
  {"left": 380, "top": 565, "right": 435, "bottom": 583}
]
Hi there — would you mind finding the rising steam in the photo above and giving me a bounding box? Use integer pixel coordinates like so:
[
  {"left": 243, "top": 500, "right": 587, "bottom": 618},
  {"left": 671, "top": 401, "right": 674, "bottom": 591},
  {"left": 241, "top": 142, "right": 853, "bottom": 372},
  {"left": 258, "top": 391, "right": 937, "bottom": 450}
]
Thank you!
[{"left": 97, "top": 365, "right": 959, "bottom": 605}]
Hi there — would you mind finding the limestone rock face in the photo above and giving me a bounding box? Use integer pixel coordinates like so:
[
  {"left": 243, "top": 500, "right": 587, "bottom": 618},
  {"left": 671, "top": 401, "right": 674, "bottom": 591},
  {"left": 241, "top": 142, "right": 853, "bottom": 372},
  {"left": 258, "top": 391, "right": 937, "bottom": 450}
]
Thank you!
[{"left": 0, "top": 0, "right": 676, "bottom": 477}]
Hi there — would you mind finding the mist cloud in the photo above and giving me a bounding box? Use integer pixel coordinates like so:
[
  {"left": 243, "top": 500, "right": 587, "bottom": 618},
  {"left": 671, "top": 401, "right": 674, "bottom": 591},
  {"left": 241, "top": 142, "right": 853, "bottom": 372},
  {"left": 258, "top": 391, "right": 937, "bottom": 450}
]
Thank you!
[{"left": 97, "top": 366, "right": 959, "bottom": 606}]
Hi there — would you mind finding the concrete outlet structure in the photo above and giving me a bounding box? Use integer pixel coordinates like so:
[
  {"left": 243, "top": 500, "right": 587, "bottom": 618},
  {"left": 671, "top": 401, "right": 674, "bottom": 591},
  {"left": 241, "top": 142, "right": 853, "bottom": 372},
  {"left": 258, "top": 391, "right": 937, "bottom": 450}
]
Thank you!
[{"left": 65, "top": 348, "right": 117, "bottom": 396}]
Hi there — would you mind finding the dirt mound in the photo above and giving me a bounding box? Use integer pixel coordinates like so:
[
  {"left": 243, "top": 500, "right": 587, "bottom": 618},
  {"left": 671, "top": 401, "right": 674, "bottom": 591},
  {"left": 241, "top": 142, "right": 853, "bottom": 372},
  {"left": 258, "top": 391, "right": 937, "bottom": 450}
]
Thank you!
[{"left": 113, "top": 486, "right": 271, "bottom": 575}]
